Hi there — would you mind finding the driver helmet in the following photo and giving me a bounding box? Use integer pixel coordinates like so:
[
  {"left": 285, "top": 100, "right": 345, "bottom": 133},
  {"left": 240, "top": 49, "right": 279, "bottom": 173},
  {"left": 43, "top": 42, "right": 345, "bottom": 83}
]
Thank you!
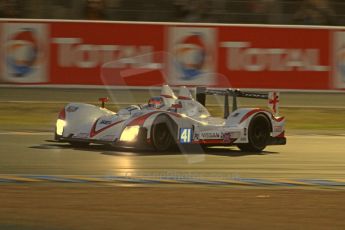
[{"left": 148, "top": 96, "right": 165, "bottom": 109}]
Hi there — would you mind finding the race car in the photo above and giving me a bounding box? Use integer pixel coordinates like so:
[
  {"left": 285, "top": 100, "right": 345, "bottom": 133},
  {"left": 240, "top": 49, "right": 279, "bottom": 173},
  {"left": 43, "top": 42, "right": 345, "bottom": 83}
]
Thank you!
[{"left": 55, "top": 85, "right": 286, "bottom": 152}]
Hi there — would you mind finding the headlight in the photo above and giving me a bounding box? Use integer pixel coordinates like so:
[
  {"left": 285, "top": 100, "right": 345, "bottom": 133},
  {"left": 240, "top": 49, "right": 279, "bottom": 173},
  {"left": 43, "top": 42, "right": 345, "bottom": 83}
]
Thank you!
[
  {"left": 120, "top": 126, "right": 140, "bottom": 142},
  {"left": 56, "top": 119, "right": 66, "bottom": 135}
]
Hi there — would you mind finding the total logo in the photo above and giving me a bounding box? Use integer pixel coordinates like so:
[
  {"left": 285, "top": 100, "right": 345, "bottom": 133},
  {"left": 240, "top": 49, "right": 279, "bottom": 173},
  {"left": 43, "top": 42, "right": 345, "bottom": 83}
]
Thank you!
[
  {"left": 5, "top": 28, "right": 40, "bottom": 77},
  {"left": 221, "top": 41, "right": 329, "bottom": 72},
  {"left": 1, "top": 23, "right": 48, "bottom": 83},
  {"left": 174, "top": 33, "right": 207, "bottom": 81},
  {"left": 167, "top": 27, "right": 216, "bottom": 86}
]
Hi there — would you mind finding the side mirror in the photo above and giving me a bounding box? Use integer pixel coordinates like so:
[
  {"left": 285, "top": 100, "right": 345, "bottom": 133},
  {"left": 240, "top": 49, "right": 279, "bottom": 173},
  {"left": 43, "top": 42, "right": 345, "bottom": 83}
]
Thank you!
[{"left": 99, "top": 97, "right": 109, "bottom": 108}]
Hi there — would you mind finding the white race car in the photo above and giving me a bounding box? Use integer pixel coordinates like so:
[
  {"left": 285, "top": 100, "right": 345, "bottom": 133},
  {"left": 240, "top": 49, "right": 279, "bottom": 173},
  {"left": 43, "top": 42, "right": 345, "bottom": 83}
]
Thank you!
[{"left": 55, "top": 85, "right": 286, "bottom": 152}]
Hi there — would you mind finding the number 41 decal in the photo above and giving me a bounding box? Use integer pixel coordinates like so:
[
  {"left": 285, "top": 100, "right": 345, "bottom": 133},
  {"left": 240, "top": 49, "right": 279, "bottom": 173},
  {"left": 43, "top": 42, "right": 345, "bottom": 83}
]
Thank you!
[{"left": 180, "top": 128, "right": 192, "bottom": 144}]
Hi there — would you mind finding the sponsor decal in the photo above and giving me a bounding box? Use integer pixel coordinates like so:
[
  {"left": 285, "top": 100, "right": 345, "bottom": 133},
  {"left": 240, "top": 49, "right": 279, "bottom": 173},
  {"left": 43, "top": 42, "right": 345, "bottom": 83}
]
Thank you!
[
  {"left": 273, "top": 126, "right": 283, "bottom": 133},
  {"left": 100, "top": 120, "right": 112, "bottom": 125},
  {"left": 1, "top": 23, "right": 49, "bottom": 83},
  {"left": 221, "top": 41, "right": 329, "bottom": 72},
  {"left": 200, "top": 131, "right": 221, "bottom": 139},
  {"left": 197, "top": 131, "right": 239, "bottom": 142},
  {"left": 223, "top": 132, "right": 232, "bottom": 143},
  {"left": 52, "top": 38, "right": 159, "bottom": 69},
  {"left": 95, "top": 116, "right": 123, "bottom": 132},
  {"left": 0, "top": 21, "right": 334, "bottom": 89},
  {"left": 167, "top": 27, "right": 216, "bottom": 86},
  {"left": 66, "top": 105, "right": 79, "bottom": 112}
]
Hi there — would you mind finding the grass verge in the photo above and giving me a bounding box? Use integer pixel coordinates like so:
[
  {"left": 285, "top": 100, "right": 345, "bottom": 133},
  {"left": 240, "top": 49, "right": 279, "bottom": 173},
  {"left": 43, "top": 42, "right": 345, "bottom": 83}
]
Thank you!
[{"left": 0, "top": 102, "right": 344, "bottom": 134}]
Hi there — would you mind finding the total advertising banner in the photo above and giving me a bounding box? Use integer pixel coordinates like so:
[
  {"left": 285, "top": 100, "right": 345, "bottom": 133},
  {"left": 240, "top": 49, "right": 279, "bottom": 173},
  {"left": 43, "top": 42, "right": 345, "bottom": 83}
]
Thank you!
[{"left": 0, "top": 19, "right": 344, "bottom": 90}]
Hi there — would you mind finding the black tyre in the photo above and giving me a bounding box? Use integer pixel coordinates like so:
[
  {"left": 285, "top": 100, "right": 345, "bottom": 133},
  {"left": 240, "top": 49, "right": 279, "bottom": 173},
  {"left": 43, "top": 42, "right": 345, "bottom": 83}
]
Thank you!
[
  {"left": 69, "top": 141, "right": 90, "bottom": 148},
  {"left": 151, "top": 115, "right": 177, "bottom": 152},
  {"left": 237, "top": 114, "right": 271, "bottom": 152}
]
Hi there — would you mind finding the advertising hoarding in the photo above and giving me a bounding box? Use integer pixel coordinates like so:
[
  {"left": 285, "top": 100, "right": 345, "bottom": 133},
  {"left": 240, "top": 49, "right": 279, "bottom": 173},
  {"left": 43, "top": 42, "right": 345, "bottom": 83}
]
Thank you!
[{"left": 0, "top": 20, "right": 343, "bottom": 90}]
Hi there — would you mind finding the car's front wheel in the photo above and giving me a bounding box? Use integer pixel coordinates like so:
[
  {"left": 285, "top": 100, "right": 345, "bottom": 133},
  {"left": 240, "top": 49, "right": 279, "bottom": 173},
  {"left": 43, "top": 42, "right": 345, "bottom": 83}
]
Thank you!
[{"left": 151, "top": 115, "right": 177, "bottom": 152}]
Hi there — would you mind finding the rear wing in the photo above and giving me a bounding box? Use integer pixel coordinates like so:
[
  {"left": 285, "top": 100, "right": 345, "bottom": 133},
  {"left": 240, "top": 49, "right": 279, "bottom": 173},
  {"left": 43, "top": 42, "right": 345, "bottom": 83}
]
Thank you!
[{"left": 196, "top": 87, "right": 279, "bottom": 118}]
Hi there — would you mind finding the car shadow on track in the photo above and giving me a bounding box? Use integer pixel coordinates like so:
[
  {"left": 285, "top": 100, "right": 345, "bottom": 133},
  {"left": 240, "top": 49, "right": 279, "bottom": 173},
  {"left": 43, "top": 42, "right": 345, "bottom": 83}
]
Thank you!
[{"left": 30, "top": 141, "right": 279, "bottom": 158}]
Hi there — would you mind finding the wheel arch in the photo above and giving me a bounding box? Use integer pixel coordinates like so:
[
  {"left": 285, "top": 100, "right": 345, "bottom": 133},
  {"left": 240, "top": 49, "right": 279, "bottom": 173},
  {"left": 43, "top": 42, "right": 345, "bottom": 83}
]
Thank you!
[
  {"left": 238, "top": 110, "right": 273, "bottom": 133},
  {"left": 144, "top": 112, "right": 180, "bottom": 141},
  {"left": 150, "top": 113, "right": 179, "bottom": 137}
]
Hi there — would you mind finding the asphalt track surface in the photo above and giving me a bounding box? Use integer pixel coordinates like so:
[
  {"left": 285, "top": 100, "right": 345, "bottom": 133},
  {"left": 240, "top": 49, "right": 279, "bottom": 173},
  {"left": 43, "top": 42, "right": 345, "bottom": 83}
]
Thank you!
[
  {"left": 1, "top": 87, "right": 345, "bottom": 229},
  {"left": 1, "top": 131, "right": 345, "bottom": 229},
  {"left": 0, "top": 131, "right": 345, "bottom": 180}
]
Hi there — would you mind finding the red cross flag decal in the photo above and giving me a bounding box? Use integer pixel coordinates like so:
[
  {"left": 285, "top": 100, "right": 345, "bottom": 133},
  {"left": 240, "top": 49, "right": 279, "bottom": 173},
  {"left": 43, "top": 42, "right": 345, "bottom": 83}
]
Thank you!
[{"left": 268, "top": 92, "right": 280, "bottom": 115}]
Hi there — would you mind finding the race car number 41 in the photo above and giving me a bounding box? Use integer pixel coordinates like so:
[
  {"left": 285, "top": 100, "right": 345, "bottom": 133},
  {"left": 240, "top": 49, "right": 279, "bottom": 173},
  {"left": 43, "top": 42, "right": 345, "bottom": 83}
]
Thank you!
[{"left": 180, "top": 128, "right": 192, "bottom": 143}]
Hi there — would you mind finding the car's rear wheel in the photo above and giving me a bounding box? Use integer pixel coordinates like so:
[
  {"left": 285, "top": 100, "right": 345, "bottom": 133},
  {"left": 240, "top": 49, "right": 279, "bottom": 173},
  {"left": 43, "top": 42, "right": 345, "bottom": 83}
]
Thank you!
[
  {"left": 237, "top": 113, "right": 270, "bottom": 152},
  {"left": 151, "top": 115, "right": 177, "bottom": 152}
]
